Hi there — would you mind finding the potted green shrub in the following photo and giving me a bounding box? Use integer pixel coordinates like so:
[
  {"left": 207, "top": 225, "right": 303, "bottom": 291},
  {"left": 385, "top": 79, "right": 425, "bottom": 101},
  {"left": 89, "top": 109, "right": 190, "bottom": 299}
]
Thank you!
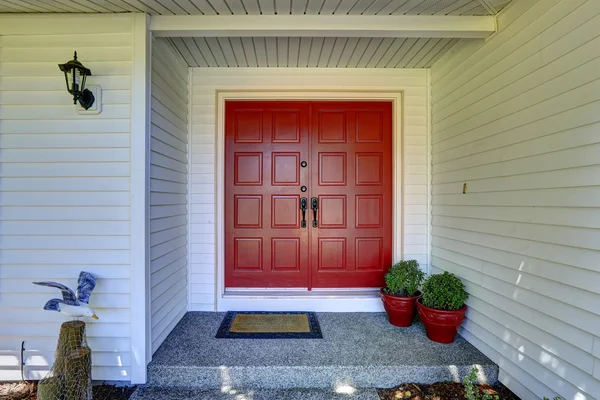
[
  {"left": 416, "top": 271, "right": 468, "bottom": 343},
  {"left": 380, "top": 260, "right": 425, "bottom": 327}
]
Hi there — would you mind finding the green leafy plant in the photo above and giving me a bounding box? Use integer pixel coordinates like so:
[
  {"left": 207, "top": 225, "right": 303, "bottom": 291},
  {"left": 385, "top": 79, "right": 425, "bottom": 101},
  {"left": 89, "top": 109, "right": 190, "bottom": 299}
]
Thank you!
[
  {"left": 463, "top": 366, "right": 499, "bottom": 400},
  {"left": 421, "top": 271, "right": 468, "bottom": 311},
  {"left": 383, "top": 260, "right": 425, "bottom": 297}
]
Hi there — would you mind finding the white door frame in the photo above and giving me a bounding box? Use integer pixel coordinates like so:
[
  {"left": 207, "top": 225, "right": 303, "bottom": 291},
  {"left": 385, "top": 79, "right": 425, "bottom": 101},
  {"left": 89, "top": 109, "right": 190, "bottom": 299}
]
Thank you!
[{"left": 215, "top": 90, "right": 404, "bottom": 312}]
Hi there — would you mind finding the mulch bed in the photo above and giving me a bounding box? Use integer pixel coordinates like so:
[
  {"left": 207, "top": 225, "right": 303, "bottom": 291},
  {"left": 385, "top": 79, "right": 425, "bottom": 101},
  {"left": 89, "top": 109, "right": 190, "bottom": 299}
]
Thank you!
[
  {"left": 0, "top": 381, "right": 136, "bottom": 400},
  {"left": 378, "top": 382, "right": 521, "bottom": 400},
  {"left": 3, "top": 380, "right": 520, "bottom": 400}
]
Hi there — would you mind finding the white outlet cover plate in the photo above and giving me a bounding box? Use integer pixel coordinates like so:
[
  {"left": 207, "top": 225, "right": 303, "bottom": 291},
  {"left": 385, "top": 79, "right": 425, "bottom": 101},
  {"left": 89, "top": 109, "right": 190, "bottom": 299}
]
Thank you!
[{"left": 76, "top": 85, "right": 102, "bottom": 115}]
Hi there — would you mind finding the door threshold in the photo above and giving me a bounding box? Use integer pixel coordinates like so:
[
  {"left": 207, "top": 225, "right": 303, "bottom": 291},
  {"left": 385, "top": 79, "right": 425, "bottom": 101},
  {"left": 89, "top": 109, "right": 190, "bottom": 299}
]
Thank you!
[
  {"left": 224, "top": 288, "right": 379, "bottom": 298},
  {"left": 218, "top": 289, "right": 383, "bottom": 312}
]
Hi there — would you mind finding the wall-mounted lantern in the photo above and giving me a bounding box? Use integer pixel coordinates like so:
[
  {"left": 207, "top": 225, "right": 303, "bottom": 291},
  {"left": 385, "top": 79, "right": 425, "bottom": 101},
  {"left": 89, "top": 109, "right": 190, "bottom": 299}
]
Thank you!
[{"left": 58, "top": 51, "right": 95, "bottom": 110}]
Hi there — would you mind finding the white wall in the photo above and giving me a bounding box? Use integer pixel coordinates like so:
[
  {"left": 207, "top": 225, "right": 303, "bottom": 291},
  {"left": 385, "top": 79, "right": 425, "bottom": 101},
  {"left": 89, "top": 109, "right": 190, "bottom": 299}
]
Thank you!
[
  {"left": 430, "top": 0, "right": 600, "bottom": 399},
  {"left": 149, "top": 37, "right": 189, "bottom": 353},
  {"left": 0, "top": 15, "right": 134, "bottom": 381},
  {"left": 189, "top": 68, "right": 430, "bottom": 311}
]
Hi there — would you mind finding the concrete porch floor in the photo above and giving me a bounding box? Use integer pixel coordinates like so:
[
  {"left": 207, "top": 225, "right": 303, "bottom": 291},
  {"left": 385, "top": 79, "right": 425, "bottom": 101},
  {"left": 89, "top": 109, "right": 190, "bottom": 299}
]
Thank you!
[{"left": 141, "top": 312, "right": 497, "bottom": 393}]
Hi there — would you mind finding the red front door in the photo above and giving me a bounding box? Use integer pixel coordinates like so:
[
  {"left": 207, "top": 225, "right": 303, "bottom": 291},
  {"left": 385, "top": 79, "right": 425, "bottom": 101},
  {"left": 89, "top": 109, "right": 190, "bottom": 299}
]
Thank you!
[{"left": 225, "top": 101, "right": 393, "bottom": 289}]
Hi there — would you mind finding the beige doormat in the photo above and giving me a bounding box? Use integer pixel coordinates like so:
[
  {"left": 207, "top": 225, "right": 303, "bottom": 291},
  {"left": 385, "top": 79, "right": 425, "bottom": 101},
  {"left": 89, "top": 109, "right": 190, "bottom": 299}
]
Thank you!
[{"left": 215, "top": 311, "right": 323, "bottom": 339}]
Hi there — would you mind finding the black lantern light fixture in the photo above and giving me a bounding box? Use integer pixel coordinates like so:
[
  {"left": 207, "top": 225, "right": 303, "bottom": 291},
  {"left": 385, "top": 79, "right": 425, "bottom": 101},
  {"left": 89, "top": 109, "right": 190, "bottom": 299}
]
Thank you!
[{"left": 58, "top": 51, "right": 95, "bottom": 110}]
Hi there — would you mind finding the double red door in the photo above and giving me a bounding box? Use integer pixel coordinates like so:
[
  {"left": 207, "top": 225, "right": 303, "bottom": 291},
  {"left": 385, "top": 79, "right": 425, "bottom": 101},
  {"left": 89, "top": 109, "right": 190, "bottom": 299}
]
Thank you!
[{"left": 225, "top": 101, "right": 392, "bottom": 289}]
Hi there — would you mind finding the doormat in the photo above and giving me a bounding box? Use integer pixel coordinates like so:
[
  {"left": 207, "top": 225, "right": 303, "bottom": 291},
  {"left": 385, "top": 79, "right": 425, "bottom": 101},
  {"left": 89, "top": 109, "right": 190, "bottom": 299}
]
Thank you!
[{"left": 215, "top": 311, "right": 323, "bottom": 339}]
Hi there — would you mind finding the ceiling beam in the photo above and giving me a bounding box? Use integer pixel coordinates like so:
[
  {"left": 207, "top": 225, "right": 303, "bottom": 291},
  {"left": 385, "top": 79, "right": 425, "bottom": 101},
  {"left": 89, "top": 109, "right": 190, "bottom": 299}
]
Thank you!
[{"left": 150, "top": 15, "right": 496, "bottom": 39}]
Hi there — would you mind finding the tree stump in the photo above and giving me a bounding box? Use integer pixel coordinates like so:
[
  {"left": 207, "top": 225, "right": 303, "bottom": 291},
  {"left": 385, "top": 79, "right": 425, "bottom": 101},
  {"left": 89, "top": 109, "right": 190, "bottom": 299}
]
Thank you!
[
  {"left": 64, "top": 347, "right": 92, "bottom": 400},
  {"left": 37, "top": 376, "right": 63, "bottom": 400},
  {"left": 55, "top": 321, "right": 86, "bottom": 365},
  {"left": 38, "top": 321, "right": 92, "bottom": 400}
]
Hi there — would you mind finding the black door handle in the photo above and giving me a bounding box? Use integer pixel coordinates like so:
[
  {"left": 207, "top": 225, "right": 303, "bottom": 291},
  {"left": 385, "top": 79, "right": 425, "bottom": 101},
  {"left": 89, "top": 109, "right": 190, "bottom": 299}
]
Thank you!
[
  {"left": 311, "top": 197, "right": 318, "bottom": 228},
  {"left": 300, "top": 197, "right": 308, "bottom": 228}
]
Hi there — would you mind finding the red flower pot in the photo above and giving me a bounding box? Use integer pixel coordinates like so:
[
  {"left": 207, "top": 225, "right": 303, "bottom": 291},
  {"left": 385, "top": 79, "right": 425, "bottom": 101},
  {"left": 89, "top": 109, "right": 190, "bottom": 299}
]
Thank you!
[
  {"left": 380, "top": 289, "right": 421, "bottom": 327},
  {"left": 416, "top": 298, "right": 466, "bottom": 344}
]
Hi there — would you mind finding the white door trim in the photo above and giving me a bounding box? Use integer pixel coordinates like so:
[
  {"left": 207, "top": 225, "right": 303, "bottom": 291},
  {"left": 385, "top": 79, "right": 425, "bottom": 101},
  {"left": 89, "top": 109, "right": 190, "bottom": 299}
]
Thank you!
[{"left": 215, "top": 91, "right": 403, "bottom": 312}]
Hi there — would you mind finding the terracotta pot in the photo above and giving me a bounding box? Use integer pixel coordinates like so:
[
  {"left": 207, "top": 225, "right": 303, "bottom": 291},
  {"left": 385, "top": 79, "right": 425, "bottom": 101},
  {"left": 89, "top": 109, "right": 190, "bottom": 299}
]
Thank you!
[
  {"left": 380, "top": 289, "right": 421, "bottom": 327},
  {"left": 416, "top": 298, "right": 467, "bottom": 344}
]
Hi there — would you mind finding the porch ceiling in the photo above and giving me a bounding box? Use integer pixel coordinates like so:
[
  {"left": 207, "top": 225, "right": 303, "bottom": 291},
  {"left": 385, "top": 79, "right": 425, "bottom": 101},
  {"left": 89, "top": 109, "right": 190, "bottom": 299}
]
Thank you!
[
  {"left": 0, "top": 0, "right": 512, "bottom": 15},
  {"left": 168, "top": 36, "right": 461, "bottom": 68}
]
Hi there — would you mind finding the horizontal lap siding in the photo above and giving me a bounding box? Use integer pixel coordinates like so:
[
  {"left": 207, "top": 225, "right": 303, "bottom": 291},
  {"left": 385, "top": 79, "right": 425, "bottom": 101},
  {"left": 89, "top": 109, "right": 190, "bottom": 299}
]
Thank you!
[
  {"left": 189, "top": 68, "right": 429, "bottom": 311},
  {"left": 149, "top": 38, "right": 189, "bottom": 353},
  {"left": 0, "top": 16, "right": 133, "bottom": 381},
  {"left": 430, "top": 0, "right": 600, "bottom": 398}
]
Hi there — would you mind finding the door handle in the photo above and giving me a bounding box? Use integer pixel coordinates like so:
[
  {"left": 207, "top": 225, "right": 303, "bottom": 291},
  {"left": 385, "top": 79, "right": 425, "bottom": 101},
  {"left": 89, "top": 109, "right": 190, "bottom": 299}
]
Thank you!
[
  {"left": 311, "top": 197, "right": 318, "bottom": 228},
  {"left": 300, "top": 197, "right": 308, "bottom": 228}
]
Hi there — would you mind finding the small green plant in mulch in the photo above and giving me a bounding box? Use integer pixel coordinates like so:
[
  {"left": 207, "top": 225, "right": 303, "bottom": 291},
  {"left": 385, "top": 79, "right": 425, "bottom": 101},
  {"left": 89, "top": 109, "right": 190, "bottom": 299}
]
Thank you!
[
  {"left": 383, "top": 260, "right": 425, "bottom": 297},
  {"left": 421, "top": 271, "right": 468, "bottom": 311},
  {"left": 378, "top": 381, "right": 517, "bottom": 400},
  {"left": 463, "top": 366, "right": 499, "bottom": 400}
]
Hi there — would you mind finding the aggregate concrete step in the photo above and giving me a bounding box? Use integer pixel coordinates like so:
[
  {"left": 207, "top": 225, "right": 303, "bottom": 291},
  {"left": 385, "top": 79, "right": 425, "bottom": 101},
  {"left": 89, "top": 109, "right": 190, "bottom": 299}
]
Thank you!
[
  {"left": 131, "top": 387, "right": 380, "bottom": 400},
  {"left": 146, "top": 364, "right": 496, "bottom": 389},
  {"left": 147, "top": 312, "right": 498, "bottom": 390}
]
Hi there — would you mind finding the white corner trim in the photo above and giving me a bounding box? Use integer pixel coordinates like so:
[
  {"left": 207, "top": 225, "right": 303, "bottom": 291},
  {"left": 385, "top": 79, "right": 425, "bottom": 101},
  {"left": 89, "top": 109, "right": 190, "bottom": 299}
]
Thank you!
[
  {"left": 426, "top": 69, "right": 433, "bottom": 276},
  {"left": 213, "top": 90, "right": 403, "bottom": 312},
  {"left": 150, "top": 15, "right": 496, "bottom": 38},
  {"left": 130, "top": 13, "right": 151, "bottom": 385},
  {"left": 187, "top": 66, "right": 193, "bottom": 313}
]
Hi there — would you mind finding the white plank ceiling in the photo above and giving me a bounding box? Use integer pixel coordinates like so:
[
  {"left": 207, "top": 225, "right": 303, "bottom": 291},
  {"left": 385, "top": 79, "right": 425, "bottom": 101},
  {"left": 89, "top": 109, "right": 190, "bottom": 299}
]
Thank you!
[
  {"left": 0, "top": 0, "right": 512, "bottom": 15},
  {"left": 0, "top": 0, "right": 513, "bottom": 68},
  {"left": 169, "top": 36, "right": 461, "bottom": 68}
]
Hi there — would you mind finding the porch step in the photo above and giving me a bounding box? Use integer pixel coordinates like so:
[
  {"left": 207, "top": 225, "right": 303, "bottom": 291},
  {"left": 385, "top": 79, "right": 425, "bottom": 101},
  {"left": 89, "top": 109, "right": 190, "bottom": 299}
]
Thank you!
[
  {"left": 147, "top": 312, "right": 498, "bottom": 390},
  {"left": 131, "top": 387, "right": 380, "bottom": 400},
  {"left": 147, "top": 364, "right": 496, "bottom": 389}
]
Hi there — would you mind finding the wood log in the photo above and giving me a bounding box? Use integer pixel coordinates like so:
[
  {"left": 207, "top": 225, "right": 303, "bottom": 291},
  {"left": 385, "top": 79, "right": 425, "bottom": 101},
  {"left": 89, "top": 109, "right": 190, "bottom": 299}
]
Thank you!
[
  {"left": 37, "top": 376, "right": 63, "bottom": 400},
  {"left": 63, "top": 347, "right": 92, "bottom": 400},
  {"left": 41, "top": 321, "right": 92, "bottom": 400},
  {"left": 55, "top": 321, "right": 86, "bottom": 361}
]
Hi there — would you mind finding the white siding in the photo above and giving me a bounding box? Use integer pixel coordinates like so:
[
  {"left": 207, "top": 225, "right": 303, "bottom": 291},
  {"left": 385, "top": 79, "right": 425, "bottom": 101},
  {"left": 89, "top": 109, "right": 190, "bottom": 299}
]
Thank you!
[
  {"left": 149, "top": 37, "right": 189, "bottom": 353},
  {"left": 430, "top": 0, "right": 600, "bottom": 399},
  {"left": 189, "top": 68, "right": 430, "bottom": 311},
  {"left": 0, "top": 15, "right": 134, "bottom": 381}
]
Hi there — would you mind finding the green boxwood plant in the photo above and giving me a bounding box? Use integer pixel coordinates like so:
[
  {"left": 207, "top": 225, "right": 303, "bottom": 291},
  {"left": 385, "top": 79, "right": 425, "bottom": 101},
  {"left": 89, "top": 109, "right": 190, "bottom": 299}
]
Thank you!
[
  {"left": 383, "top": 260, "right": 425, "bottom": 297},
  {"left": 421, "top": 271, "right": 468, "bottom": 311}
]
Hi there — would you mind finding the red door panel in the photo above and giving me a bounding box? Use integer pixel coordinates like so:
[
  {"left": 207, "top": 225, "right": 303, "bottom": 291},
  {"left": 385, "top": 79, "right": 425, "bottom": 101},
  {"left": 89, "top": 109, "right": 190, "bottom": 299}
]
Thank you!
[
  {"left": 309, "top": 102, "right": 393, "bottom": 288},
  {"left": 225, "top": 101, "right": 310, "bottom": 288},
  {"left": 225, "top": 101, "right": 393, "bottom": 289}
]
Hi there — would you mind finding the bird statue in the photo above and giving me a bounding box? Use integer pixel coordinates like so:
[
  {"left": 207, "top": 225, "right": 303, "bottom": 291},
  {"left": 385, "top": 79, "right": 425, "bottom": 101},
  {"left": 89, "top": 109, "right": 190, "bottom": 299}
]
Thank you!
[{"left": 33, "top": 271, "right": 99, "bottom": 319}]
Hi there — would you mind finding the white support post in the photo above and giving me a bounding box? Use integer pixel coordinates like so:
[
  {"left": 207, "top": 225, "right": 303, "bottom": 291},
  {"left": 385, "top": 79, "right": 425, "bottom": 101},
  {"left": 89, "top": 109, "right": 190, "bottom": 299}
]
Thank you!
[
  {"left": 130, "top": 13, "right": 151, "bottom": 385},
  {"left": 150, "top": 15, "right": 496, "bottom": 38}
]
